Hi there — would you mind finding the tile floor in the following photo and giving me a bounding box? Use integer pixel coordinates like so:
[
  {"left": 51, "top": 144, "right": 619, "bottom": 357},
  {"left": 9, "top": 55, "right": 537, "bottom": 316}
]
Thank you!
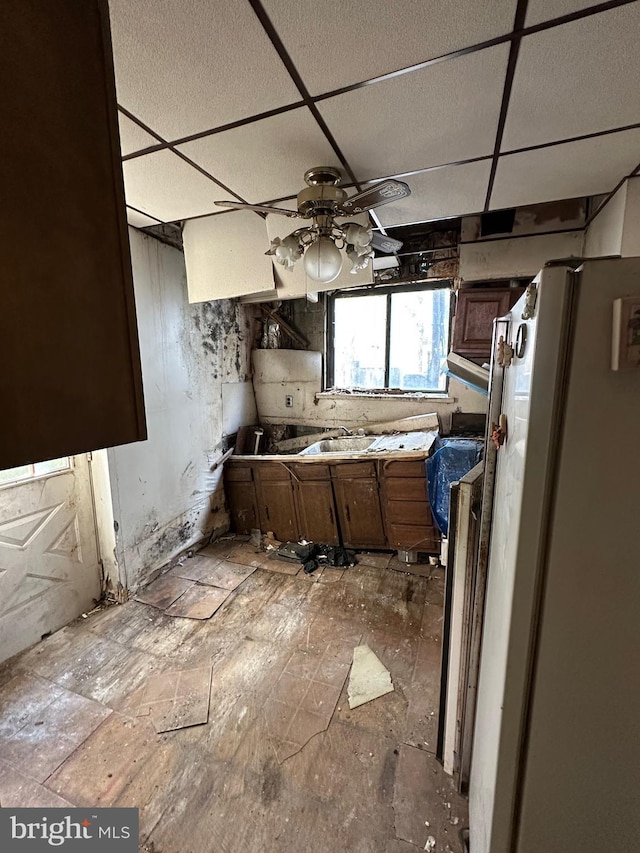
[{"left": 0, "top": 541, "right": 467, "bottom": 852}]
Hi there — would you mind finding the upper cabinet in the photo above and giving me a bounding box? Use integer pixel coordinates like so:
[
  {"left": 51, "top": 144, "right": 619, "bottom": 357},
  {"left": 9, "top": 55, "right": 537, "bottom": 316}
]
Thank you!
[
  {"left": 2, "top": 0, "right": 146, "bottom": 468},
  {"left": 452, "top": 286, "right": 525, "bottom": 362}
]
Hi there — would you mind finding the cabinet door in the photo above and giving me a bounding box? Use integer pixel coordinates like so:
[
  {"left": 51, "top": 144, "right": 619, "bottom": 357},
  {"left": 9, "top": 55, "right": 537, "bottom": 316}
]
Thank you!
[
  {"left": 225, "top": 481, "right": 259, "bottom": 535},
  {"left": 379, "top": 458, "right": 440, "bottom": 553},
  {"left": 332, "top": 478, "right": 386, "bottom": 549},
  {"left": 2, "top": 0, "right": 146, "bottom": 468},
  {"left": 256, "top": 480, "right": 299, "bottom": 542},
  {"left": 453, "top": 288, "right": 524, "bottom": 360},
  {"left": 295, "top": 481, "right": 340, "bottom": 545}
]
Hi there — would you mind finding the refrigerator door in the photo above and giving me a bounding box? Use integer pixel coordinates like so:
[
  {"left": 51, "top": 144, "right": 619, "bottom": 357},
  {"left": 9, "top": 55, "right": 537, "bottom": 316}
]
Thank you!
[{"left": 469, "top": 265, "right": 575, "bottom": 853}]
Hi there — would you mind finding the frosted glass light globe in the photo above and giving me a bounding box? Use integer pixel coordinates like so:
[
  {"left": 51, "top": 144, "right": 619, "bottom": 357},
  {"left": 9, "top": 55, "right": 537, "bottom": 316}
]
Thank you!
[{"left": 303, "top": 237, "right": 343, "bottom": 283}]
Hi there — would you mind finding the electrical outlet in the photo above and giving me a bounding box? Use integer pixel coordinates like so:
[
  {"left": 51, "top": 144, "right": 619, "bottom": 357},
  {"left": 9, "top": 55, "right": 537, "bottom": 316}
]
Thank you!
[{"left": 285, "top": 395, "right": 293, "bottom": 408}]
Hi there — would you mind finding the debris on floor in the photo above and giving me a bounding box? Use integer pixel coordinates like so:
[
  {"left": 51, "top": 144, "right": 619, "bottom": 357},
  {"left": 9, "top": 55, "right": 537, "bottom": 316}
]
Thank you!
[
  {"left": 136, "top": 665, "right": 213, "bottom": 733},
  {"left": 347, "top": 644, "right": 394, "bottom": 709}
]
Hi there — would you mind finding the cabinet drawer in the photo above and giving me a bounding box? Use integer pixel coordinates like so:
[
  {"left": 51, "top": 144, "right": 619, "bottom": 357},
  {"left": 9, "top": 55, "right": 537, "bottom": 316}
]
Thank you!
[
  {"left": 385, "top": 500, "right": 433, "bottom": 527},
  {"left": 225, "top": 464, "right": 253, "bottom": 482},
  {"left": 386, "top": 523, "right": 440, "bottom": 552},
  {"left": 383, "top": 477, "right": 428, "bottom": 502},
  {"left": 288, "top": 463, "right": 332, "bottom": 481},
  {"left": 331, "top": 461, "right": 377, "bottom": 479},
  {"left": 380, "top": 459, "right": 427, "bottom": 478},
  {"left": 253, "top": 463, "right": 292, "bottom": 481}
]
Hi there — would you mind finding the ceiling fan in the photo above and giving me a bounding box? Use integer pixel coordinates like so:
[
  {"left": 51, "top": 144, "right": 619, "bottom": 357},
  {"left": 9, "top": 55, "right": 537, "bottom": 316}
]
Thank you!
[{"left": 213, "top": 166, "right": 409, "bottom": 284}]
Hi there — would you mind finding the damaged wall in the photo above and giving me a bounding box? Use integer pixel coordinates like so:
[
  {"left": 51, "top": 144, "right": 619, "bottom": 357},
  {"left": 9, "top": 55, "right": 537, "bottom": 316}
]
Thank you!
[{"left": 106, "top": 229, "right": 257, "bottom": 592}]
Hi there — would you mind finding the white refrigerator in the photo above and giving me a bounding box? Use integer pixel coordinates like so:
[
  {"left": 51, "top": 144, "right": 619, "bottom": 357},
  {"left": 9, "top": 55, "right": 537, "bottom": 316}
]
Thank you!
[{"left": 469, "top": 258, "right": 640, "bottom": 853}]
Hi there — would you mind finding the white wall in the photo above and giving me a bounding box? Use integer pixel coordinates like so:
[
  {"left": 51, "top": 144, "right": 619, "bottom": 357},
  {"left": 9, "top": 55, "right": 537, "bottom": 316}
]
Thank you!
[
  {"left": 459, "top": 230, "right": 584, "bottom": 281},
  {"left": 585, "top": 176, "right": 640, "bottom": 258},
  {"left": 106, "top": 229, "right": 257, "bottom": 592},
  {"left": 252, "top": 349, "right": 486, "bottom": 425}
]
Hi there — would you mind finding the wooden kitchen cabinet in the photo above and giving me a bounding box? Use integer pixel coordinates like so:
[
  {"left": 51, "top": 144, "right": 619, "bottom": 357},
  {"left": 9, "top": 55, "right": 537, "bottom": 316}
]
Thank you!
[
  {"left": 453, "top": 287, "right": 524, "bottom": 361},
  {"left": 253, "top": 463, "right": 299, "bottom": 543},
  {"left": 2, "top": 0, "right": 146, "bottom": 468},
  {"left": 330, "top": 462, "right": 386, "bottom": 549},
  {"left": 289, "top": 464, "right": 340, "bottom": 546},
  {"left": 379, "top": 459, "right": 440, "bottom": 553},
  {"left": 223, "top": 463, "right": 259, "bottom": 535}
]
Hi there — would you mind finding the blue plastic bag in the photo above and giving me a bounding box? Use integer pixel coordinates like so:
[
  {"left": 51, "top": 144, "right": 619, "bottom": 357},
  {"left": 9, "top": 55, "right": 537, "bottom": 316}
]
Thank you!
[{"left": 426, "top": 439, "right": 483, "bottom": 535}]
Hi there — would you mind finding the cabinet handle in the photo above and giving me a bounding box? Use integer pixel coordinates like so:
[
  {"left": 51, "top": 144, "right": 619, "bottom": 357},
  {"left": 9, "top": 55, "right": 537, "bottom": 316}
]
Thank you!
[
  {"left": 345, "top": 505, "right": 351, "bottom": 523},
  {"left": 264, "top": 505, "right": 270, "bottom": 520},
  {"left": 329, "top": 506, "right": 334, "bottom": 525}
]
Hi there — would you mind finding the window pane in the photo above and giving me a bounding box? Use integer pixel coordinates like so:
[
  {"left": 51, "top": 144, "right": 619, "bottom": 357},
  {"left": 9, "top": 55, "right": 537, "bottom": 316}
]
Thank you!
[
  {"left": 0, "top": 457, "right": 70, "bottom": 487},
  {"left": 389, "top": 289, "right": 449, "bottom": 391},
  {"left": 333, "top": 295, "right": 387, "bottom": 388}
]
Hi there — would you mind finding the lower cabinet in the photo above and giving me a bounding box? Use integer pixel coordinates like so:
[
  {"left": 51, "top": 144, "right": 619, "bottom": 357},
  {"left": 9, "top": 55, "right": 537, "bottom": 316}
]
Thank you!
[
  {"left": 379, "top": 459, "right": 441, "bottom": 553},
  {"left": 331, "top": 461, "right": 387, "bottom": 549},
  {"left": 224, "top": 455, "right": 440, "bottom": 553},
  {"left": 289, "top": 464, "right": 340, "bottom": 546},
  {"left": 253, "top": 463, "right": 299, "bottom": 543},
  {"left": 224, "top": 463, "right": 259, "bottom": 535}
]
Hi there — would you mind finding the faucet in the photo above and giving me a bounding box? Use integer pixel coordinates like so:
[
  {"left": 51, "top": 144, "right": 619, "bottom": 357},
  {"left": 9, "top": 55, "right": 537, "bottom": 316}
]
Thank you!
[{"left": 337, "top": 426, "right": 353, "bottom": 435}]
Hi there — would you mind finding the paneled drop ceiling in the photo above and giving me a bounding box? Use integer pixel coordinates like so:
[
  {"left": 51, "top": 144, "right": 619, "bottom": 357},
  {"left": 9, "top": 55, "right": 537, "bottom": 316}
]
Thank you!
[{"left": 110, "top": 0, "right": 640, "bottom": 232}]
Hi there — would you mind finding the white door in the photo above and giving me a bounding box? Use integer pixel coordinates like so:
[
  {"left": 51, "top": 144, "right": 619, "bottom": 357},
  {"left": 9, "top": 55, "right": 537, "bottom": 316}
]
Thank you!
[{"left": 0, "top": 455, "right": 101, "bottom": 663}]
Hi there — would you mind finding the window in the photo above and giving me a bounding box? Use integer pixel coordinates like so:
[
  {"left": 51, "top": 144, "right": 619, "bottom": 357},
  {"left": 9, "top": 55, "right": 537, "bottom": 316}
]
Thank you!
[
  {"left": 0, "top": 457, "right": 71, "bottom": 488},
  {"left": 328, "top": 284, "right": 451, "bottom": 392}
]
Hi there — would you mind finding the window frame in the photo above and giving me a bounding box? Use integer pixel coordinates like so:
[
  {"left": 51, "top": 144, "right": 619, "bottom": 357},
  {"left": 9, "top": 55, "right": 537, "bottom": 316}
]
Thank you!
[
  {"left": 325, "top": 281, "right": 453, "bottom": 393},
  {"left": 0, "top": 457, "right": 73, "bottom": 491}
]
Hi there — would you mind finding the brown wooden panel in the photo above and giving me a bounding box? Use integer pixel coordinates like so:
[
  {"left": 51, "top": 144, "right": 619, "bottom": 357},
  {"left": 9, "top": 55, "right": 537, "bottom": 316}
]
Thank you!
[
  {"left": 330, "top": 461, "right": 377, "bottom": 480},
  {"left": 288, "top": 463, "right": 332, "bottom": 481},
  {"left": 256, "top": 480, "right": 299, "bottom": 542},
  {"left": 295, "top": 482, "right": 339, "bottom": 545},
  {"left": 333, "top": 478, "right": 386, "bottom": 549},
  {"left": 380, "top": 459, "right": 427, "bottom": 478},
  {"left": 385, "top": 500, "right": 433, "bottom": 527},
  {"left": 452, "top": 287, "right": 524, "bottom": 359},
  {"left": 1, "top": 0, "right": 146, "bottom": 468},
  {"left": 386, "top": 524, "right": 440, "bottom": 552},
  {"left": 225, "top": 481, "right": 258, "bottom": 535},
  {"left": 224, "top": 464, "right": 254, "bottom": 482},
  {"left": 253, "top": 463, "right": 292, "bottom": 481},
  {"left": 383, "top": 478, "right": 429, "bottom": 502}
]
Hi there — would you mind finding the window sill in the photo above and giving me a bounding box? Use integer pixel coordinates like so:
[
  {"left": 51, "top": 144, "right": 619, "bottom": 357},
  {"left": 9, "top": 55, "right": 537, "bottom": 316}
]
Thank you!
[{"left": 317, "top": 389, "right": 455, "bottom": 402}]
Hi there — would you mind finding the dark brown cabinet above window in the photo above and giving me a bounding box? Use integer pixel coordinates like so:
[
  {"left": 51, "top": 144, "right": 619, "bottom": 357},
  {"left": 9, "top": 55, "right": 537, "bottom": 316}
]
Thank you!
[{"left": 452, "top": 286, "right": 525, "bottom": 363}]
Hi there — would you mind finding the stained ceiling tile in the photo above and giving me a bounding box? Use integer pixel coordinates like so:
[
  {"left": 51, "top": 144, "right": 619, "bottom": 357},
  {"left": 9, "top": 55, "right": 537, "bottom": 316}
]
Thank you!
[
  {"left": 502, "top": 4, "right": 640, "bottom": 151},
  {"left": 261, "top": 0, "right": 518, "bottom": 94},
  {"left": 108, "top": 0, "right": 301, "bottom": 140},
  {"left": 525, "top": 0, "right": 603, "bottom": 26},
  {"left": 122, "top": 150, "right": 236, "bottom": 222},
  {"left": 375, "top": 160, "right": 493, "bottom": 226},
  {"left": 317, "top": 44, "right": 510, "bottom": 180},
  {"left": 177, "top": 108, "right": 342, "bottom": 203},
  {"left": 118, "top": 113, "right": 160, "bottom": 157},
  {"left": 490, "top": 129, "right": 640, "bottom": 210}
]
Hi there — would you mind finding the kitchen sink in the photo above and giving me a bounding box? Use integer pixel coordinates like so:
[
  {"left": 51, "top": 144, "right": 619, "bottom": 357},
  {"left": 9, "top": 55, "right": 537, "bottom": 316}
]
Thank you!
[{"left": 298, "top": 436, "right": 377, "bottom": 455}]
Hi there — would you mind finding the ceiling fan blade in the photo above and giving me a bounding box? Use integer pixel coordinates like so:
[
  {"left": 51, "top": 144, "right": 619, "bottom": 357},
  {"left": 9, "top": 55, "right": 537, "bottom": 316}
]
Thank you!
[
  {"left": 370, "top": 232, "right": 403, "bottom": 254},
  {"left": 214, "top": 201, "right": 301, "bottom": 218},
  {"left": 339, "top": 179, "right": 411, "bottom": 214}
]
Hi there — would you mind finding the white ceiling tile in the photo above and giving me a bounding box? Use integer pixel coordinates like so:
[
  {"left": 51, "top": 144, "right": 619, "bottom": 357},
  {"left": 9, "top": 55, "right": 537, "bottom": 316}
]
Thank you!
[
  {"left": 490, "top": 129, "right": 640, "bottom": 210},
  {"left": 318, "top": 44, "right": 510, "bottom": 180},
  {"left": 177, "top": 108, "right": 342, "bottom": 202},
  {"left": 126, "top": 208, "right": 161, "bottom": 228},
  {"left": 122, "top": 150, "right": 236, "bottom": 221},
  {"left": 108, "top": 0, "right": 301, "bottom": 140},
  {"left": 118, "top": 113, "right": 159, "bottom": 156},
  {"left": 525, "top": 0, "right": 603, "bottom": 26},
  {"left": 375, "top": 160, "right": 493, "bottom": 226},
  {"left": 503, "top": 4, "right": 640, "bottom": 150},
  {"left": 261, "top": 0, "right": 517, "bottom": 95}
]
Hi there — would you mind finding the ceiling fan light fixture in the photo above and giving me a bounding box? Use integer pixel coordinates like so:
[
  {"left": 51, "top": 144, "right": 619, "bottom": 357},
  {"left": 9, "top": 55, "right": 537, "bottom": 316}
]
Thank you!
[{"left": 303, "top": 236, "right": 343, "bottom": 284}]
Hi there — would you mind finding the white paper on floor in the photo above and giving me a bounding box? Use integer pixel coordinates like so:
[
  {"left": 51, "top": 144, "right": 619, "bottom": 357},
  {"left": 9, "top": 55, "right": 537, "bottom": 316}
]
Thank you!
[{"left": 347, "top": 644, "right": 394, "bottom": 709}]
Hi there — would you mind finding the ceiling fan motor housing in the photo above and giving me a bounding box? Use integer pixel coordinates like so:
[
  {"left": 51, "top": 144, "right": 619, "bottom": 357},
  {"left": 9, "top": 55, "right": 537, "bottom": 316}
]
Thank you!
[{"left": 297, "top": 183, "right": 347, "bottom": 217}]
